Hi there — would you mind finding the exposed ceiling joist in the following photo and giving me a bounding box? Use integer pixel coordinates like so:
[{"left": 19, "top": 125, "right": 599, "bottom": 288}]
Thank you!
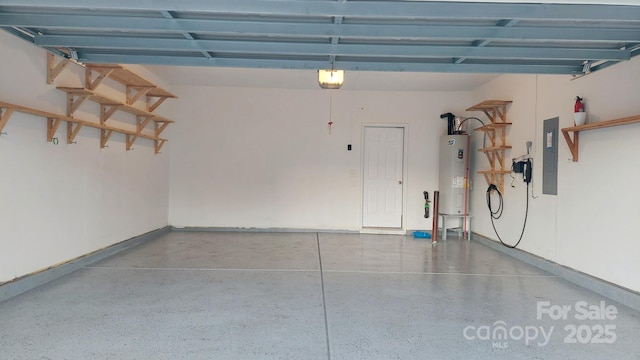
[
  {"left": 1, "top": 1, "right": 639, "bottom": 76},
  {"left": 73, "top": 54, "right": 585, "bottom": 75},
  {"left": 33, "top": 35, "right": 631, "bottom": 62},
  {"left": 3, "top": 14, "right": 640, "bottom": 43},
  {"left": 1, "top": 0, "right": 639, "bottom": 21}
]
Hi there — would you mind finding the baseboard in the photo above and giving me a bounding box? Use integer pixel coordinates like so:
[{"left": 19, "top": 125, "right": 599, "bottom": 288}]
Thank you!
[
  {"left": 472, "top": 232, "right": 640, "bottom": 312},
  {"left": 171, "top": 226, "right": 359, "bottom": 234},
  {"left": 360, "top": 228, "right": 406, "bottom": 235},
  {"left": 0, "top": 226, "right": 170, "bottom": 303}
]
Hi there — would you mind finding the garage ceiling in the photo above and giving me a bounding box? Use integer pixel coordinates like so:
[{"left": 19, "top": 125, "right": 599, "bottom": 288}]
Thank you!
[{"left": 1, "top": 0, "right": 640, "bottom": 76}]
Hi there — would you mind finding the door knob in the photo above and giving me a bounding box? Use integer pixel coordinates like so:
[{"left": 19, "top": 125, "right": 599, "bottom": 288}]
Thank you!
[{"left": 398, "top": 180, "right": 403, "bottom": 185}]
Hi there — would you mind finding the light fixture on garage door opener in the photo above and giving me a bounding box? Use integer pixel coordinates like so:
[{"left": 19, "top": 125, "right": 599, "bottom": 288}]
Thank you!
[{"left": 318, "top": 69, "right": 344, "bottom": 89}]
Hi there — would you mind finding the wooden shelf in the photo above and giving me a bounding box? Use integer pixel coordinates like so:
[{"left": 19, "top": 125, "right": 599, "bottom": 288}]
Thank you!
[
  {"left": 46, "top": 53, "right": 176, "bottom": 111},
  {"left": 478, "top": 146, "right": 512, "bottom": 152},
  {"left": 468, "top": 100, "right": 513, "bottom": 193},
  {"left": 474, "top": 122, "right": 512, "bottom": 131},
  {"left": 561, "top": 114, "right": 640, "bottom": 162},
  {"left": 85, "top": 63, "right": 176, "bottom": 111},
  {"left": 478, "top": 170, "right": 513, "bottom": 174},
  {"left": 57, "top": 87, "right": 174, "bottom": 137},
  {"left": 466, "top": 100, "right": 512, "bottom": 123},
  {"left": 467, "top": 100, "right": 513, "bottom": 111},
  {"left": 0, "top": 101, "right": 167, "bottom": 153}
]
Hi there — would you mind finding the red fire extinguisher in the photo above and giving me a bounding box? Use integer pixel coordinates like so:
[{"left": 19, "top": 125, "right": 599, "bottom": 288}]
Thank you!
[{"left": 574, "top": 96, "right": 584, "bottom": 113}]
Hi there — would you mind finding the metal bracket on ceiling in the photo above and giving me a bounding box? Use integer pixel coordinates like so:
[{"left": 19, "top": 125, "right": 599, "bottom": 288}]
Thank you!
[
  {"left": 569, "top": 61, "right": 593, "bottom": 80},
  {"left": 69, "top": 48, "right": 78, "bottom": 61},
  {"left": 571, "top": 59, "right": 610, "bottom": 80}
]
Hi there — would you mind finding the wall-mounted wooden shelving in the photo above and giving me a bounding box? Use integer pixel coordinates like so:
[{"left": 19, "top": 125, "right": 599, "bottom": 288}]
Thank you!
[
  {"left": 0, "top": 101, "right": 167, "bottom": 153},
  {"left": 469, "top": 100, "right": 513, "bottom": 194},
  {"left": 57, "top": 87, "right": 174, "bottom": 136},
  {"left": 47, "top": 53, "right": 177, "bottom": 111},
  {"left": 562, "top": 114, "right": 640, "bottom": 162},
  {"left": 32, "top": 52, "right": 177, "bottom": 154}
]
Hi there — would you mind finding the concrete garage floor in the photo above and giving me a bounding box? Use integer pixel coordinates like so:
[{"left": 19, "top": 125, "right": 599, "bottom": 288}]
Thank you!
[{"left": 1, "top": 232, "right": 639, "bottom": 359}]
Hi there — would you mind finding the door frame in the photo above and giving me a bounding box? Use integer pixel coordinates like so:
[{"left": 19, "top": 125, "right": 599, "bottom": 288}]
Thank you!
[{"left": 360, "top": 123, "right": 409, "bottom": 234}]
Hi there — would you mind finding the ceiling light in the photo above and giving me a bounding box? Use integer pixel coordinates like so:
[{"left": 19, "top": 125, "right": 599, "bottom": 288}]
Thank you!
[{"left": 318, "top": 69, "right": 344, "bottom": 89}]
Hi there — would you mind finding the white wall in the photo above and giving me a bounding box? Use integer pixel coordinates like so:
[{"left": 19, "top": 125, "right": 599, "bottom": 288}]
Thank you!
[
  {"left": 467, "top": 57, "right": 640, "bottom": 292},
  {"left": 169, "top": 85, "right": 473, "bottom": 231},
  {"left": 0, "top": 32, "right": 171, "bottom": 283}
]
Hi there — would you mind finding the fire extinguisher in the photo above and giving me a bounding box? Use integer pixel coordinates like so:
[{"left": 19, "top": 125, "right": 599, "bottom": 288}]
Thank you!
[
  {"left": 424, "top": 191, "right": 430, "bottom": 218},
  {"left": 574, "top": 96, "right": 584, "bottom": 113}
]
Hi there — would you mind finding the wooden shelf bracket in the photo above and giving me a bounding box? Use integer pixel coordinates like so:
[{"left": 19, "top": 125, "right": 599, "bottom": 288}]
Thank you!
[
  {"left": 126, "top": 133, "right": 139, "bottom": 151},
  {"left": 101, "top": 129, "right": 113, "bottom": 149},
  {"left": 67, "top": 121, "right": 83, "bottom": 144},
  {"left": 155, "top": 139, "right": 167, "bottom": 154},
  {"left": 147, "top": 96, "right": 168, "bottom": 112},
  {"left": 100, "top": 104, "right": 120, "bottom": 123},
  {"left": 47, "top": 53, "right": 70, "bottom": 85},
  {"left": 127, "top": 86, "right": 154, "bottom": 106},
  {"left": 66, "top": 92, "right": 91, "bottom": 117},
  {"left": 47, "top": 117, "right": 62, "bottom": 142},
  {"left": 154, "top": 119, "right": 171, "bottom": 137},
  {"left": 0, "top": 107, "right": 14, "bottom": 135},
  {"left": 137, "top": 115, "right": 154, "bottom": 133},
  {"left": 561, "top": 130, "right": 579, "bottom": 162},
  {"left": 85, "top": 65, "right": 117, "bottom": 91}
]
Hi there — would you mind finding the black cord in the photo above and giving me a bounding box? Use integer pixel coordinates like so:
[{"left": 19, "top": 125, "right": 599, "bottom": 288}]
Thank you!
[
  {"left": 457, "top": 116, "right": 485, "bottom": 130},
  {"left": 457, "top": 117, "right": 487, "bottom": 148},
  {"left": 486, "top": 183, "right": 529, "bottom": 249},
  {"left": 486, "top": 184, "right": 503, "bottom": 219}
]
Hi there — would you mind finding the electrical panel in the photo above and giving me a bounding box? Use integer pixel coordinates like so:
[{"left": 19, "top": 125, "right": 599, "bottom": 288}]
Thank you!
[{"left": 543, "top": 117, "right": 559, "bottom": 195}]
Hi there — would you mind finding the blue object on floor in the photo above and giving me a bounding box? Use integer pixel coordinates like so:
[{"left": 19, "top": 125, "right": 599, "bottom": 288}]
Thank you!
[{"left": 412, "top": 231, "right": 431, "bottom": 239}]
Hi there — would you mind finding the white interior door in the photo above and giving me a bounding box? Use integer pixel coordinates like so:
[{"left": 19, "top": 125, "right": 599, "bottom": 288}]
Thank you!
[{"left": 362, "top": 126, "right": 404, "bottom": 228}]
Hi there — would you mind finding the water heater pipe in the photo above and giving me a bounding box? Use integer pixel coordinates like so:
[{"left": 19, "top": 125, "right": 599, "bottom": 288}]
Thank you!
[{"left": 440, "top": 112, "right": 456, "bottom": 135}]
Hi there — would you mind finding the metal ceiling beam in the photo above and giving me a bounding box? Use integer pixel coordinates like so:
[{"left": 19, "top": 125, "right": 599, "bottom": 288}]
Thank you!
[
  {"left": 2, "top": 2, "right": 637, "bottom": 76},
  {"left": 2, "top": 26, "right": 34, "bottom": 42},
  {"left": 1, "top": 1, "right": 639, "bottom": 21},
  {"left": 34, "top": 35, "right": 631, "bottom": 61},
  {"left": 3, "top": 14, "right": 639, "bottom": 43},
  {"left": 160, "top": 10, "right": 212, "bottom": 59},
  {"left": 75, "top": 53, "right": 584, "bottom": 75},
  {"left": 454, "top": 19, "right": 520, "bottom": 65}
]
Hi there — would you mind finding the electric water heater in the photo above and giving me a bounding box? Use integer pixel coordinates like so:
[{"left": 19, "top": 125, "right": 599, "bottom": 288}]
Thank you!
[{"left": 438, "top": 134, "right": 470, "bottom": 215}]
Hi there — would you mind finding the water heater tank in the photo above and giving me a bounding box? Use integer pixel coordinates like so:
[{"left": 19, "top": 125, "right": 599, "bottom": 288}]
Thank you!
[{"left": 438, "top": 134, "right": 470, "bottom": 215}]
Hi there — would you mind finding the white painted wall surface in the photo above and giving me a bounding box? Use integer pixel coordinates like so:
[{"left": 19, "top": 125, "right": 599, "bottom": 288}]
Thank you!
[
  {"left": 0, "top": 32, "right": 171, "bottom": 283},
  {"left": 169, "top": 85, "right": 472, "bottom": 231},
  {"left": 467, "top": 57, "right": 640, "bottom": 292}
]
